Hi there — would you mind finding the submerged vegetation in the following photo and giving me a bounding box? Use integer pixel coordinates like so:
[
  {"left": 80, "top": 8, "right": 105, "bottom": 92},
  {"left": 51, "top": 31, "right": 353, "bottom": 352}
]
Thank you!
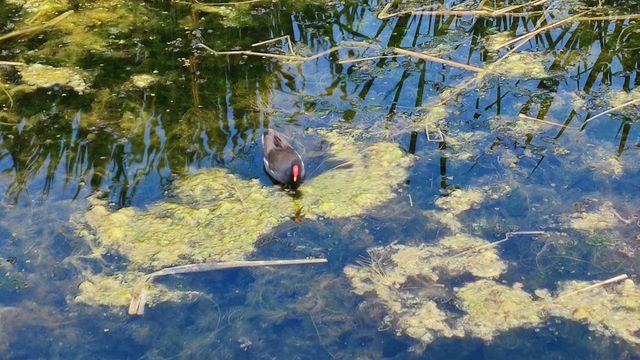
[{"left": 0, "top": 0, "right": 639, "bottom": 357}]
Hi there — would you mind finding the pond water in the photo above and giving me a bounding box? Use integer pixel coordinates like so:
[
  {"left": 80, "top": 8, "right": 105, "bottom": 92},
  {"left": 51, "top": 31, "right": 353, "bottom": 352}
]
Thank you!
[{"left": 1, "top": 0, "right": 640, "bottom": 358}]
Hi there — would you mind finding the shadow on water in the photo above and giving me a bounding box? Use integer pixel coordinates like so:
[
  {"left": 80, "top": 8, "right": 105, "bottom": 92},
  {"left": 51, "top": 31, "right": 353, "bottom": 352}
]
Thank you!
[{"left": 0, "top": 0, "right": 639, "bottom": 358}]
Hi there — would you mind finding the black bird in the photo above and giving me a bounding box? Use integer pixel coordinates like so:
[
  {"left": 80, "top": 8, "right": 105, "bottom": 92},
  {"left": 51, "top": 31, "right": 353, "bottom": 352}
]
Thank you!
[{"left": 262, "top": 129, "right": 305, "bottom": 188}]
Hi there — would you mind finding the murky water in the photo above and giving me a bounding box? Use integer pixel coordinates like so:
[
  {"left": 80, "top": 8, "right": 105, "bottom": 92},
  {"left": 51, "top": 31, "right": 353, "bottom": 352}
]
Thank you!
[{"left": 0, "top": 0, "right": 639, "bottom": 358}]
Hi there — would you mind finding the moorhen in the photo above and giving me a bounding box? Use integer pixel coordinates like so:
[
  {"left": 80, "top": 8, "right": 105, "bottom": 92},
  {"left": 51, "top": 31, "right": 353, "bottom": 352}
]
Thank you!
[{"left": 262, "top": 129, "right": 305, "bottom": 188}]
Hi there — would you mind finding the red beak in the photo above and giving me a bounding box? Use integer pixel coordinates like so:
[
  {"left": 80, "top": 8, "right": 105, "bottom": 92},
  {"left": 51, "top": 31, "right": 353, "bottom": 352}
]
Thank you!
[{"left": 292, "top": 164, "right": 299, "bottom": 182}]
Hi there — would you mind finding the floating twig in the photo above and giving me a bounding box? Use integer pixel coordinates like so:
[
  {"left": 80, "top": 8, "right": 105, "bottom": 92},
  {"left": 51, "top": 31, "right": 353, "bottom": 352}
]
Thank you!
[
  {"left": 518, "top": 114, "right": 570, "bottom": 129},
  {"left": 129, "top": 258, "right": 328, "bottom": 315},
  {"left": 199, "top": 42, "right": 339, "bottom": 62},
  {"left": 0, "top": 10, "right": 74, "bottom": 42},
  {"left": 425, "top": 126, "right": 445, "bottom": 142},
  {"left": 252, "top": 35, "right": 297, "bottom": 56},
  {"left": 556, "top": 274, "right": 629, "bottom": 299},
  {"left": 611, "top": 208, "right": 633, "bottom": 225},
  {"left": 338, "top": 54, "right": 405, "bottom": 65},
  {"left": 378, "top": 0, "right": 548, "bottom": 19},
  {"left": 393, "top": 47, "right": 483, "bottom": 72},
  {"left": 451, "top": 231, "right": 546, "bottom": 258},
  {"left": 0, "top": 61, "right": 26, "bottom": 66},
  {"left": 581, "top": 98, "right": 640, "bottom": 127}
]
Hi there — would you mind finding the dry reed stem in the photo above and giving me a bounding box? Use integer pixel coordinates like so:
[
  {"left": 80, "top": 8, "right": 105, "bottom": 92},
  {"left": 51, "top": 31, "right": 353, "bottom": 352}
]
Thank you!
[
  {"left": 518, "top": 114, "right": 570, "bottom": 128},
  {"left": 393, "top": 47, "right": 483, "bottom": 72},
  {"left": 582, "top": 98, "right": 640, "bottom": 126},
  {"left": 252, "top": 35, "right": 297, "bottom": 56},
  {"left": 0, "top": 10, "right": 74, "bottom": 42},
  {"left": 194, "top": 0, "right": 262, "bottom": 4},
  {"left": 129, "top": 258, "right": 328, "bottom": 315},
  {"left": 492, "top": 0, "right": 548, "bottom": 16},
  {"left": 199, "top": 42, "right": 338, "bottom": 62},
  {"left": 451, "top": 231, "right": 546, "bottom": 258},
  {"left": 556, "top": 274, "right": 629, "bottom": 299},
  {"left": 378, "top": 0, "right": 548, "bottom": 19},
  {"left": 578, "top": 14, "right": 640, "bottom": 21},
  {"left": 338, "top": 55, "right": 405, "bottom": 64},
  {"left": 0, "top": 61, "right": 26, "bottom": 66}
]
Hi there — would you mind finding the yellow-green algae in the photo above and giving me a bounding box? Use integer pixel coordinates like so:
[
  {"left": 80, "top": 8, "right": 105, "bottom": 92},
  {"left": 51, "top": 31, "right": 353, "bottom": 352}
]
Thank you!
[
  {"left": 456, "top": 280, "right": 544, "bottom": 340},
  {"left": 568, "top": 201, "right": 621, "bottom": 232},
  {"left": 8, "top": 0, "right": 145, "bottom": 64},
  {"left": 344, "top": 234, "right": 507, "bottom": 345},
  {"left": 435, "top": 188, "right": 484, "bottom": 215},
  {"left": 489, "top": 115, "right": 550, "bottom": 139},
  {"left": 299, "top": 129, "right": 414, "bottom": 219},
  {"left": 347, "top": 241, "right": 640, "bottom": 348},
  {"left": 75, "top": 273, "right": 199, "bottom": 308},
  {"left": 77, "top": 130, "right": 413, "bottom": 308},
  {"left": 484, "top": 32, "right": 515, "bottom": 51},
  {"left": 483, "top": 52, "right": 548, "bottom": 79},
  {"left": 19, "top": 64, "right": 89, "bottom": 94},
  {"left": 83, "top": 169, "right": 292, "bottom": 269},
  {"left": 549, "top": 278, "right": 640, "bottom": 345},
  {"left": 425, "top": 188, "right": 486, "bottom": 232},
  {"left": 129, "top": 74, "right": 158, "bottom": 89}
]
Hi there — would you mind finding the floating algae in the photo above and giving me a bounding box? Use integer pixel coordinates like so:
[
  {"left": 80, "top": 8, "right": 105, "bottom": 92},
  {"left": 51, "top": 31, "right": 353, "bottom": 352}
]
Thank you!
[
  {"left": 483, "top": 31, "right": 515, "bottom": 52},
  {"left": 489, "top": 115, "right": 551, "bottom": 139},
  {"left": 19, "top": 64, "right": 89, "bottom": 94},
  {"left": 549, "top": 278, "right": 640, "bottom": 345},
  {"left": 435, "top": 188, "right": 485, "bottom": 215},
  {"left": 347, "top": 240, "right": 640, "bottom": 349},
  {"left": 344, "top": 234, "right": 507, "bottom": 346},
  {"left": 298, "top": 129, "right": 414, "bottom": 219},
  {"left": 129, "top": 74, "right": 158, "bottom": 89},
  {"left": 425, "top": 187, "right": 490, "bottom": 232},
  {"left": 77, "top": 130, "right": 413, "bottom": 308},
  {"left": 75, "top": 273, "right": 199, "bottom": 308},
  {"left": 568, "top": 201, "right": 621, "bottom": 232},
  {"left": 456, "top": 280, "right": 544, "bottom": 341},
  {"left": 483, "top": 52, "right": 548, "bottom": 79},
  {"left": 607, "top": 87, "right": 640, "bottom": 117},
  {"left": 82, "top": 169, "right": 292, "bottom": 269}
]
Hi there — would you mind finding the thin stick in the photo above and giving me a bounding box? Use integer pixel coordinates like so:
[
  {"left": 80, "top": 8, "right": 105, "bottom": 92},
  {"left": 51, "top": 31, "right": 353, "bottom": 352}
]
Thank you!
[
  {"left": 578, "top": 14, "right": 640, "bottom": 21},
  {"left": 0, "top": 61, "right": 26, "bottom": 66},
  {"left": 129, "top": 258, "right": 328, "bottom": 315},
  {"left": 338, "top": 55, "right": 405, "bottom": 65},
  {"left": 0, "top": 10, "right": 74, "bottom": 42},
  {"left": 199, "top": 42, "right": 336, "bottom": 62},
  {"left": 518, "top": 114, "right": 569, "bottom": 128},
  {"left": 493, "top": 12, "right": 586, "bottom": 51},
  {"left": 582, "top": 98, "right": 640, "bottom": 126},
  {"left": 451, "top": 231, "right": 546, "bottom": 258},
  {"left": 144, "top": 258, "right": 328, "bottom": 281},
  {"left": 611, "top": 208, "right": 633, "bottom": 224},
  {"left": 492, "top": 0, "right": 548, "bottom": 16},
  {"left": 194, "top": 0, "right": 262, "bottom": 5},
  {"left": 252, "top": 35, "right": 290, "bottom": 48},
  {"left": 393, "top": 47, "right": 483, "bottom": 72},
  {"left": 557, "top": 274, "right": 629, "bottom": 299}
]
